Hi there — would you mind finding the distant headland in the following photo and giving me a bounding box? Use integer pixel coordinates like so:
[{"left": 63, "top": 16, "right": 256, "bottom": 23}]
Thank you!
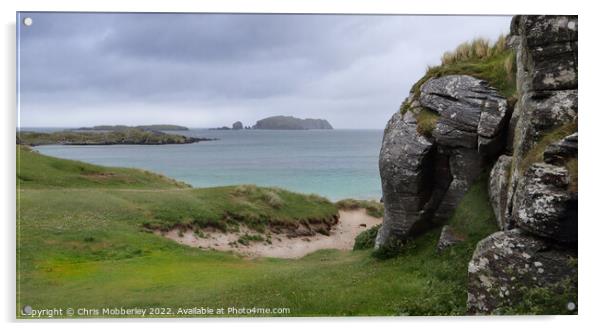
[
  {"left": 210, "top": 116, "right": 333, "bottom": 130},
  {"left": 17, "top": 125, "right": 215, "bottom": 146},
  {"left": 78, "top": 124, "right": 189, "bottom": 131}
]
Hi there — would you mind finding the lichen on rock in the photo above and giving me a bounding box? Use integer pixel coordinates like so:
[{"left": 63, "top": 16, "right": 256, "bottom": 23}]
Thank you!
[{"left": 467, "top": 229, "right": 577, "bottom": 314}]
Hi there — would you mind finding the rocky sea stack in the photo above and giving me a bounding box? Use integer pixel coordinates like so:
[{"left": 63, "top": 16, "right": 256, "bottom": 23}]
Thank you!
[
  {"left": 232, "top": 121, "right": 244, "bottom": 130},
  {"left": 376, "top": 15, "right": 577, "bottom": 314}
]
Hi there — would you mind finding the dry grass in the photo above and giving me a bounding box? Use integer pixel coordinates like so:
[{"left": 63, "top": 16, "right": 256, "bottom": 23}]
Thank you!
[
  {"left": 440, "top": 36, "right": 507, "bottom": 66},
  {"left": 263, "top": 190, "right": 284, "bottom": 209},
  {"left": 412, "top": 37, "right": 516, "bottom": 99}
]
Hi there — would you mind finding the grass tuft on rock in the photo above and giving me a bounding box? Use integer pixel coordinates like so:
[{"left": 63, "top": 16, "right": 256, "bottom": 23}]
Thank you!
[
  {"left": 412, "top": 37, "right": 516, "bottom": 99},
  {"left": 415, "top": 108, "right": 441, "bottom": 138},
  {"left": 518, "top": 121, "right": 578, "bottom": 174}
]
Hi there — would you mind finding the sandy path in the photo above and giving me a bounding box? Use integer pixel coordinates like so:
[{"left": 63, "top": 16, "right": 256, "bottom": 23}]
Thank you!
[{"left": 158, "top": 209, "right": 382, "bottom": 259}]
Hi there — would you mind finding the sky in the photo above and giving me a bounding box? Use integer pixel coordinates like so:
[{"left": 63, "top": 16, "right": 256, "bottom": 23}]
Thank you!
[{"left": 17, "top": 13, "right": 511, "bottom": 129}]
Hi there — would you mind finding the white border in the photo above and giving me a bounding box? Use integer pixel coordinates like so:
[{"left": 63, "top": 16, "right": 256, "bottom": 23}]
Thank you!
[{"left": 2, "top": 0, "right": 599, "bottom": 330}]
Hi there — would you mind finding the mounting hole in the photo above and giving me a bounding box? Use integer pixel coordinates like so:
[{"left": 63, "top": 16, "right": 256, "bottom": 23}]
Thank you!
[
  {"left": 23, "top": 17, "right": 33, "bottom": 26},
  {"left": 567, "top": 302, "right": 576, "bottom": 311},
  {"left": 22, "top": 305, "right": 32, "bottom": 315}
]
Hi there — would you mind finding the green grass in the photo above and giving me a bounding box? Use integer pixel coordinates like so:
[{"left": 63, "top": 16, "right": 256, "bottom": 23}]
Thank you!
[
  {"left": 444, "top": 174, "right": 498, "bottom": 242},
  {"left": 335, "top": 199, "right": 384, "bottom": 218},
  {"left": 497, "top": 276, "right": 578, "bottom": 315},
  {"left": 17, "top": 148, "right": 498, "bottom": 317},
  {"left": 17, "top": 146, "right": 190, "bottom": 189}
]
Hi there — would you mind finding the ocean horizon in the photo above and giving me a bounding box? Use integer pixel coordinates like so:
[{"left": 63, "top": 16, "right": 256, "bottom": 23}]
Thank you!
[{"left": 30, "top": 128, "right": 384, "bottom": 201}]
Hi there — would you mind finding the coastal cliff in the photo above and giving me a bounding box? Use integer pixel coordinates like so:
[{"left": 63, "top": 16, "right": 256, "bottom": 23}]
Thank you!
[{"left": 376, "top": 15, "right": 577, "bottom": 314}]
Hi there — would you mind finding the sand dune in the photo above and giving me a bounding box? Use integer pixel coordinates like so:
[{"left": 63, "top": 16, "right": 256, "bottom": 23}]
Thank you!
[{"left": 158, "top": 209, "right": 382, "bottom": 259}]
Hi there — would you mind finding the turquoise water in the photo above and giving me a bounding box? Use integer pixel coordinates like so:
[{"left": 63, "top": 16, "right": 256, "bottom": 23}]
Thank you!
[{"left": 33, "top": 129, "right": 384, "bottom": 201}]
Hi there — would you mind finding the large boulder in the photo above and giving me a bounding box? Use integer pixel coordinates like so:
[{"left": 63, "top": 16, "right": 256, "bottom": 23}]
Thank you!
[
  {"left": 419, "top": 75, "right": 509, "bottom": 154},
  {"left": 513, "top": 163, "right": 577, "bottom": 243},
  {"left": 467, "top": 230, "right": 577, "bottom": 314},
  {"left": 377, "top": 75, "right": 509, "bottom": 247}
]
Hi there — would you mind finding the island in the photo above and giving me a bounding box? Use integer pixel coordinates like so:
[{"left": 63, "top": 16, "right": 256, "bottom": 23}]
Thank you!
[
  {"left": 252, "top": 116, "right": 333, "bottom": 130},
  {"left": 17, "top": 128, "right": 216, "bottom": 146}
]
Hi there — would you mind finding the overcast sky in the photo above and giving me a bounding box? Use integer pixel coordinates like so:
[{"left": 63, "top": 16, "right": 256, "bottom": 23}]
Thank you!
[{"left": 18, "top": 13, "right": 511, "bottom": 129}]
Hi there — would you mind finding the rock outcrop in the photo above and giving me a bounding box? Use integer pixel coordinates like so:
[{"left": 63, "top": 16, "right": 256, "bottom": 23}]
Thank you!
[
  {"left": 376, "top": 14, "right": 577, "bottom": 314},
  {"left": 376, "top": 75, "right": 509, "bottom": 248},
  {"left": 513, "top": 163, "right": 577, "bottom": 243},
  {"left": 468, "top": 15, "right": 578, "bottom": 314}
]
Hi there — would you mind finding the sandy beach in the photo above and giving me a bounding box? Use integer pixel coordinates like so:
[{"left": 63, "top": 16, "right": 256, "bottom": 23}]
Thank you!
[{"left": 158, "top": 209, "right": 382, "bottom": 259}]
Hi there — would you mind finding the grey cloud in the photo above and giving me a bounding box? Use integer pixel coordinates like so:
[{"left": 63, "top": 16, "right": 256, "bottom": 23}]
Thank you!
[{"left": 18, "top": 13, "right": 511, "bottom": 128}]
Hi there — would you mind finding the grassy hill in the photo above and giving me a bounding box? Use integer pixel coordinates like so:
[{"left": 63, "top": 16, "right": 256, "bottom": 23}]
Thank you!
[
  {"left": 17, "top": 146, "right": 190, "bottom": 189},
  {"left": 17, "top": 146, "right": 497, "bottom": 317}
]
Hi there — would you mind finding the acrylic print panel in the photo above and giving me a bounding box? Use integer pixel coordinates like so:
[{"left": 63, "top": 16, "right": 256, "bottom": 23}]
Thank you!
[{"left": 16, "top": 12, "right": 578, "bottom": 318}]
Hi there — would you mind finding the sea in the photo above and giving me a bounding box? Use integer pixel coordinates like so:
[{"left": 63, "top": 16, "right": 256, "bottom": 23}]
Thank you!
[{"left": 29, "top": 129, "right": 384, "bottom": 201}]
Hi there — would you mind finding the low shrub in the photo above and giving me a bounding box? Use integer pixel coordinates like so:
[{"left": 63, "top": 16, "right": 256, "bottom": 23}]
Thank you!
[{"left": 353, "top": 224, "right": 381, "bottom": 250}]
